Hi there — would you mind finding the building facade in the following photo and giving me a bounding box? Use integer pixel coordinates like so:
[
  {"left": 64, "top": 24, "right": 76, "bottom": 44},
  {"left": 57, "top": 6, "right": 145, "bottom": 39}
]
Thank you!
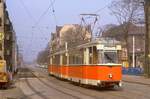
[
  {"left": 50, "top": 24, "right": 92, "bottom": 54},
  {"left": 102, "top": 23, "right": 145, "bottom": 68},
  {"left": 0, "top": 0, "right": 18, "bottom": 73},
  {"left": 0, "top": 0, "right": 5, "bottom": 59}
]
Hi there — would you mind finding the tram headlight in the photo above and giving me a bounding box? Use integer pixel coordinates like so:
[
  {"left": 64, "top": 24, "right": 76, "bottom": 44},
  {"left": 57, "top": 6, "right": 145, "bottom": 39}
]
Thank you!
[{"left": 108, "top": 74, "right": 113, "bottom": 78}]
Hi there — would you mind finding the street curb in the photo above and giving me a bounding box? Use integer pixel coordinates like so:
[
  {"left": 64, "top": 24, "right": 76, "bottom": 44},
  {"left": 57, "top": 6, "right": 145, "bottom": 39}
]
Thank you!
[{"left": 123, "top": 80, "right": 150, "bottom": 86}]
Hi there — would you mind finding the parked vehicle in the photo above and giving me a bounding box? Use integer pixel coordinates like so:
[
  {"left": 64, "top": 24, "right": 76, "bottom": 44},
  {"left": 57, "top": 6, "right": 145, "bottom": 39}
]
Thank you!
[{"left": 0, "top": 60, "right": 11, "bottom": 88}]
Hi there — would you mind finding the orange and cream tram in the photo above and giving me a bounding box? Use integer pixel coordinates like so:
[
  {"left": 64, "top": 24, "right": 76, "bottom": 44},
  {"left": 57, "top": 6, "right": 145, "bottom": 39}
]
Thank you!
[{"left": 48, "top": 38, "right": 122, "bottom": 88}]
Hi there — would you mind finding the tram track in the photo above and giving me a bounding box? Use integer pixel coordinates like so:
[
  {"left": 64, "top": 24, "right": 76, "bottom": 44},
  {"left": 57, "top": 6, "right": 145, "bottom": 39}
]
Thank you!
[
  {"left": 18, "top": 68, "right": 48, "bottom": 99},
  {"left": 25, "top": 67, "right": 150, "bottom": 99},
  {"left": 34, "top": 76, "right": 81, "bottom": 99},
  {"left": 31, "top": 71, "right": 99, "bottom": 99},
  {"left": 31, "top": 67, "right": 106, "bottom": 99},
  {"left": 21, "top": 68, "right": 82, "bottom": 99},
  {"left": 31, "top": 68, "right": 124, "bottom": 99},
  {"left": 24, "top": 75, "right": 48, "bottom": 99},
  {"left": 45, "top": 76, "right": 129, "bottom": 99},
  {"left": 48, "top": 77, "right": 108, "bottom": 98},
  {"left": 41, "top": 71, "right": 150, "bottom": 99}
]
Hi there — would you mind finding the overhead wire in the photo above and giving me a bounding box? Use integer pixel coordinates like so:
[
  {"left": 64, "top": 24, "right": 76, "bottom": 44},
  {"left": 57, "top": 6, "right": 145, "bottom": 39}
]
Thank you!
[
  {"left": 50, "top": 0, "right": 58, "bottom": 25},
  {"left": 19, "top": 0, "right": 52, "bottom": 41},
  {"left": 19, "top": 0, "right": 36, "bottom": 46},
  {"left": 33, "top": 0, "right": 56, "bottom": 27},
  {"left": 19, "top": 0, "right": 36, "bottom": 22},
  {"left": 91, "top": 1, "right": 113, "bottom": 38},
  {"left": 18, "top": 0, "right": 48, "bottom": 59},
  {"left": 19, "top": 0, "right": 57, "bottom": 60},
  {"left": 32, "top": 0, "right": 57, "bottom": 46},
  {"left": 93, "top": 1, "right": 112, "bottom": 14}
]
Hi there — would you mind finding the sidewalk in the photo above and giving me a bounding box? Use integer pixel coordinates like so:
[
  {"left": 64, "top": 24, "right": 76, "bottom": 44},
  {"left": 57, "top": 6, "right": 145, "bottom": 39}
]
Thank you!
[
  {"left": 0, "top": 87, "right": 26, "bottom": 99},
  {"left": 123, "top": 75, "right": 150, "bottom": 85}
]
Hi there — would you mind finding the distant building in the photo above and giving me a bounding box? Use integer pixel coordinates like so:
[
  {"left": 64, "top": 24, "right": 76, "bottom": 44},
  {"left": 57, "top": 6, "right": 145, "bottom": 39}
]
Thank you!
[
  {"left": 0, "top": 0, "right": 18, "bottom": 72},
  {"left": 50, "top": 24, "right": 92, "bottom": 53},
  {"left": 0, "top": 0, "right": 5, "bottom": 59},
  {"left": 102, "top": 23, "right": 145, "bottom": 68}
]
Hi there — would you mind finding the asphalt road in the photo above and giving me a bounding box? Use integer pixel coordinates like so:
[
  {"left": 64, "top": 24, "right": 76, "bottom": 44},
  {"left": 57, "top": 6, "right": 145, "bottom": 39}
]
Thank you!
[{"left": 3, "top": 65, "right": 150, "bottom": 99}]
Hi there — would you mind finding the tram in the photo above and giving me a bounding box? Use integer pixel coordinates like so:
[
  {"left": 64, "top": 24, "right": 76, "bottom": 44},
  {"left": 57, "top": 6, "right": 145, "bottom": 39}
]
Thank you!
[{"left": 48, "top": 38, "right": 122, "bottom": 88}]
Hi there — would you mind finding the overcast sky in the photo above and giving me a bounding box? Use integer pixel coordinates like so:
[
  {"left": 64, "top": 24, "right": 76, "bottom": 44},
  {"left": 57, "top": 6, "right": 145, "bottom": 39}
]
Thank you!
[{"left": 6, "top": 0, "right": 117, "bottom": 62}]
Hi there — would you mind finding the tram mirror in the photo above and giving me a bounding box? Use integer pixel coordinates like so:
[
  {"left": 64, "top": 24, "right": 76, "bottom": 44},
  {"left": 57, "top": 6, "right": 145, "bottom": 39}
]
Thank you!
[
  {"left": 96, "top": 44, "right": 104, "bottom": 50},
  {"left": 116, "top": 45, "right": 121, "bottom": 50}
]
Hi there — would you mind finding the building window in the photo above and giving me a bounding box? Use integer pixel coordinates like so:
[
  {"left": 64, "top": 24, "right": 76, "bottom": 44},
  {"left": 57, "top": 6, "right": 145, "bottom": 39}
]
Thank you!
[
  {"left": 6, "top": 34, "right": 10, "bottom": 40},
  {"left": 7, "top": 50, "right": 10, "bottom": 55}
]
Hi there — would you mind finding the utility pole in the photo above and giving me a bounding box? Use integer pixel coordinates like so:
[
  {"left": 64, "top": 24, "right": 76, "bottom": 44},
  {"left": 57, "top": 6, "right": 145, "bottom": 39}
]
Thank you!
[
  {"left": 144, "top": 0, "right": 150, "bottom": 77},
  {"left": 132, "top": 36, "right": 135, "bottom": 68}
]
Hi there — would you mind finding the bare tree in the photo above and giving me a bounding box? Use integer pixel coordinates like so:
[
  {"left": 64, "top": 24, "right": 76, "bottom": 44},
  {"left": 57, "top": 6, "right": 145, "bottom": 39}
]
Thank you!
[
  {"left": 110, "top": 0, "right": 144, "bottom": 24},
  {"left": 36, "top": 44, "right": 49, "bottom": 64},
  {"left": 62, "top": 25, "right": 91, "bottom": 49},
  {"left": 109, "top": 0, "right": 144, "bottom": 65}
]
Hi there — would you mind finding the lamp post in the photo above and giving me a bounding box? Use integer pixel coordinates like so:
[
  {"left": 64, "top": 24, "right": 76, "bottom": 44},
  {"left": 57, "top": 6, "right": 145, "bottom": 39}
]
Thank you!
[{"left": 132, "top": 35, "right": 135, "bottom": 68}]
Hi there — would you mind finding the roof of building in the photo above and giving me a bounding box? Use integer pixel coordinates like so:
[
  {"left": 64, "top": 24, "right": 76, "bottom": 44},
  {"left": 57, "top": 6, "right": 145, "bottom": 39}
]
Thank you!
[{"left": 102, "top": 23, "right": 145, "bottom": 41}]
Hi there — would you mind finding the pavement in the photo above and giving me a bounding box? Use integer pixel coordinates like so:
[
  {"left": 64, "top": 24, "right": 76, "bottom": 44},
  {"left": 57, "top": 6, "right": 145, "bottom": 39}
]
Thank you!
[
  {"left": 123, "top": 75, "right": 150, "bottom": 85},
  {"left": 0, "top": 72, "right": 27, "bottom": 99},
  {"left": 0, "top": 86, "right": 25, "bottom": 99}
]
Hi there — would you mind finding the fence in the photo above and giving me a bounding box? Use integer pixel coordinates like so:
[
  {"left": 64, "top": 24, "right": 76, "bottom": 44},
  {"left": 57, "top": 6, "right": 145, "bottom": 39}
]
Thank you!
[{"left": 122, "top": 67, "right": 144, "bottom": 76}]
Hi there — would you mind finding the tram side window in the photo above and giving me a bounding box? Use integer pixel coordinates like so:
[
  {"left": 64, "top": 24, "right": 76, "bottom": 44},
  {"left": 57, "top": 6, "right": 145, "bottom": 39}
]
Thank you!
[
  {"left": 53, "top": 55, "right": 60, "bottom": 65},
  {"left": 63, "top": 54, "right": 67, "bottom": 65},
  {"left": 89, "top": 47, "right": 92, "bottom": 64},
  {"left": 52, "top": 56, "right": 55, "bottom": 65},
  {"left": 77, "top": 56, "right": 83, "bottom": 64},
  {"left": 74, "top": 55, "right": 82, "bottom": 64},
  {"left": 69, "top": 55, "right": 83, "bottom": 65},
  {"left": 93, "top": 46, "right": 98, "bottom": 64},
  {"left": 69, "top": 55, "right": 73, "bottom": 64},
  {"left": 57, "top": 55, "right": 60, "bottom": 65},
  {"left": 97, "top": 50, "right": 102, "bottom": 64}
]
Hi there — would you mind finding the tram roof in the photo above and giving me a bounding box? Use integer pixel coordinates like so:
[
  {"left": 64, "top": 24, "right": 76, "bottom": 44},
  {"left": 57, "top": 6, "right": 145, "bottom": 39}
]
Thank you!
[
  {"left": 50, "top": 50, "right": 66, "bottom": 56},
  {"left": 77, "top": 38, "right": 121, "bottom": 49}
]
